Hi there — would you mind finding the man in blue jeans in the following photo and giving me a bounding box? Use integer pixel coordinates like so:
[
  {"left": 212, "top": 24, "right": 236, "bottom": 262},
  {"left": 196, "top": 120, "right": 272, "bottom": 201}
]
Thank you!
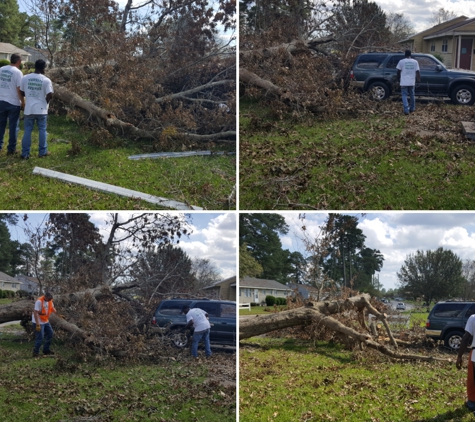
[
  {"left": 0, "top": 53, "right": 24, "bottom": 155},
  {"left": 396, "top": 50, "right": 421, "bottom": 115},
  {"left": 32, "top": 291, "right": 56, "bottom": 357},
  {"left": 182, "top": 305, "right": 212, "bottom": 358},
  {"left": 20, "top": 59, "right": 53, "bottom": 159}
]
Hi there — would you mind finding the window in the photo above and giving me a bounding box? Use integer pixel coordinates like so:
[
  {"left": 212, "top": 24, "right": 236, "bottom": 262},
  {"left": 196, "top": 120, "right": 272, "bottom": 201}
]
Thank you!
[
  {"left": 220, "top": 303, "right": 236, "bottom": 317},
  {"left": 442, "top": 39, "right": 448, "bottom": 53},
  {"left": 433, "top": 303, "right": 466, "bottom": 318},
  {"left": 415, "top": 56, "right": 439, "bottom": 71},
  {"left": 159, "top": 300, "right": 192, "bottom": 315},
  {"left": 386, "top": 55, "right": 405, "bottom": 69},
  {"left": 356, "top": 55, "right": 386, "bottom": 69},
  {"left": 195, "top": 302, "right": 219, "bottom": 317},
  {"left": 430, "top": 41, "right": 436, "bottom": 52}
]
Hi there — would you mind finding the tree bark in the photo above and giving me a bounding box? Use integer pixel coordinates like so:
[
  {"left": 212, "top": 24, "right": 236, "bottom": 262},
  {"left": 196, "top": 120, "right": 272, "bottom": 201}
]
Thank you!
[{"left": 239, "top": 68, "right": 284, "bottom": 97}]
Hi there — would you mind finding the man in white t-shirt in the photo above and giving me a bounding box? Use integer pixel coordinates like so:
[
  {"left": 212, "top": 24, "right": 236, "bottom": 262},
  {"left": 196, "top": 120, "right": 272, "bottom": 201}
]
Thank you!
[
  {"left": 0, "top": 54, "right": 25, "bottom": 155},
  {"left": 182, "top": 305, "right": 212, "bottom": 358},
  {"left": 396, "top": 50, "right": 421, "bottom": 115},
  {"left": 456, "top": 313, "right": 475, "bottom": 411},
  {"left": 20, "top": 59, "right": 53, "bottom": 159}
]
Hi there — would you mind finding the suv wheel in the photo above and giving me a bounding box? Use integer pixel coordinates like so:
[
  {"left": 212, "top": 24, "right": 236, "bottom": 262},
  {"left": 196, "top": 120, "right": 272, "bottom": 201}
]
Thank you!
[
  {"left": 444, "top": 330, "right": 465, "bottom": 350},
  {"left": 451, "top": 85, "right": 475, "bottom": 105},
  {"left": 367, "top": 82, "right": 390, "bottom": 101},
  {"left": 169, "top": 329, "right": 189, "bottom": 348}
]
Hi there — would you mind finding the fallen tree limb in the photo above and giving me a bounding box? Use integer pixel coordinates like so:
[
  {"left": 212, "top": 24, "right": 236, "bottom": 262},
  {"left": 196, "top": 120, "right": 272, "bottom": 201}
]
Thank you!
[
  {"left": 239, "top": 68, "right": 284, "bottom": 97},
  {"left": 240, "top": 294, "right": 448, "bottom": 362},
  {"left": 240, "top": 36, "right": 335, "bottom": 60},
  {"left": 53, "top": 84, "right": 235, "bottom": 143},
  {"left": 155, "top": 80, "right": 234, "bottom": 104}
]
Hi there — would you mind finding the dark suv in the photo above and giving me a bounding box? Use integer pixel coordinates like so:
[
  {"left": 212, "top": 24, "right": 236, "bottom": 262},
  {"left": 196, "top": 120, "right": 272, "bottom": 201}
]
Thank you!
[
  {"left": 426, "top": 301, "right": 475, "bottom": 350},
  {"left": 350, "top": 52, "right": 475, "bottom": 105},
  {"left": 150, "top": 298, "right": 236, "bottom": 349}
]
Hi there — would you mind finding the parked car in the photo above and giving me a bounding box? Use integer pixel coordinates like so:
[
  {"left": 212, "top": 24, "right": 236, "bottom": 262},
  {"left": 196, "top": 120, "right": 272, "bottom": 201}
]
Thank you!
[
  {"left": 426, "top": 301, "right": 475, "bottom": 350},
  {"left": 350, "top": 52, "right": 475, "bottom": 105},
  {"left": 396, "top": 302, "right": 406, "bottom": 310},
  {"left": 151, "top": 298, "right": 236, "bottom": 349}
]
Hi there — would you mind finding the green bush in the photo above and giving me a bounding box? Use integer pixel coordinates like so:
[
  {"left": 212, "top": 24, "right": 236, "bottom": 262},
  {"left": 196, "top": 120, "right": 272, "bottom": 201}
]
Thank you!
[
  {"left": 24, "top": 61, "right": 35, "bottom": 70},
  {"left": 265, "top": 295, "right": 276, "bottom": 306},
  {"left": 0, "top": 59, "right": 10, "bottom": 67},
  {"left": 432, "top": 53, "right": 444, "bottom": 64},
  {"left": 276, "top": 297, "right": 287, "bottom": 305},
  {"left": 16, "top": 289, "right": 30, "bottom": 298}
]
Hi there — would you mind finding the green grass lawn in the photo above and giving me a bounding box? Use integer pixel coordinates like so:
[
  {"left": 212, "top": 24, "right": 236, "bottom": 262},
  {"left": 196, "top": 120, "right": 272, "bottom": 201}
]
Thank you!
[
  {"left": 239, "top": 306, "right": 288, "bottom": 316},
  {"left": 0, "top": 331, "right": 236, "bottom": 422},
  {"left": 240, "top": 337, "right": 470, "bottom": 422},
  {"left": 0, "top": 115, "right": 236, "bottom": 210},
  {"left": 239, "top": 97, "right": 475, "bottom": 210}
]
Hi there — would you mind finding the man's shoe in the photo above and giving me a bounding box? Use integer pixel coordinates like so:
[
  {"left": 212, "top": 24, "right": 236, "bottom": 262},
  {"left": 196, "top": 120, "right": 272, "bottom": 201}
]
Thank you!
[
  {"left": 43, "top": 350, "right": 55, "bottom": 355},
  {"left": 38, "top": 152, "right": 51, "bottom": 158},
  {"left": 32, "top": 351, "right": 40, "bottom": 357},
  {"left": 20, "top": 155, "right": 29, "bottom": 160},
  {"left": 6, "top": 150, "right": 17, "bottom": 156}
]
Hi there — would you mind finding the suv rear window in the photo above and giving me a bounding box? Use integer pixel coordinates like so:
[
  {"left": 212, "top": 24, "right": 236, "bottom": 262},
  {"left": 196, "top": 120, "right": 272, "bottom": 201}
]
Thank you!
[
  {"left": 355, "top": 55, "right": 386, "bottom": 69},
  {"left": 432, "top": 303, "right": 467, "bottom": 318},
  {"left": 159, "top": 300, "right": 192, "bottom": 315},
  {"left": 221, "top": 303, "right": 236, "bottom": 317}
]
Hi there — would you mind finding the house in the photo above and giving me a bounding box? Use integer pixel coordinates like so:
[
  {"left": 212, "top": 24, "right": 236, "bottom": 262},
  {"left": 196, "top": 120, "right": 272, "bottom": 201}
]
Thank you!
[
  {"left": 399, "top": 16, "right": 475, "bottom": 70},
  {"left": 0, "top": 271, "right": 21, "bottom": 292},
  {"left": 287, "top": 283, "right": 323, "bottom": 300},
  {"left": 15, "top": 274, "right": 39, "bottom": 295},
  {"left": 239, "top": 277, "right": 292, "bottom": 305},
  {"left": 23, "top": 47, "right": 50, "bottom": 66},
  {"left": 202, "top": 276, "right": 236, "bottom": 301},
  {"left": 0, "top": 43, "right": 31, "bottom": 63}
]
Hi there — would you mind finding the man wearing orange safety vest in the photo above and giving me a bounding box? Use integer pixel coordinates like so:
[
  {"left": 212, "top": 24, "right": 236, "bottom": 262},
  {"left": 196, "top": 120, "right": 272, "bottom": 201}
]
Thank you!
[{"left": 31, "top": 291, "right": 56, "bottom": 357}]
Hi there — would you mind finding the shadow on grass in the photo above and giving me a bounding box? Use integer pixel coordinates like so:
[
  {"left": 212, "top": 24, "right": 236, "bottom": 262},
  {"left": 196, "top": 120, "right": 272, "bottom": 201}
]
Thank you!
[{"left": 414, "top": 405, "right": 470, "bottom": 421}]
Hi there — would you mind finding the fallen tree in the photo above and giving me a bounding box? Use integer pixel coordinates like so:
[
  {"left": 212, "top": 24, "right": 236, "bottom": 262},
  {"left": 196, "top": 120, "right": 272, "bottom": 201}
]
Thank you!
[
  {"left": 240, "top": 294, "right": 448, "bottom": 362},
  {"left": 23, "top": 0, "right": 236, "bottom": 149}
]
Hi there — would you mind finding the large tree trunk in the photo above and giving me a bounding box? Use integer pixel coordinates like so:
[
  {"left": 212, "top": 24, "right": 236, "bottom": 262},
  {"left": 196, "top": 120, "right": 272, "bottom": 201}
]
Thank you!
[{"left": 240, "top": 294, "right": 446, "bottom": 362}]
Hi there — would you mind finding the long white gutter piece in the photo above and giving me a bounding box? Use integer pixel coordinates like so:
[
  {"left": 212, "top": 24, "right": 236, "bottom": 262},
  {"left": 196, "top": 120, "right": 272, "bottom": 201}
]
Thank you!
[
  {"left": 32, "top": 167, "right": 202, "bottom": 210},
  {"left": 128, "top": 151, "right": 235, "bottom": 160}
]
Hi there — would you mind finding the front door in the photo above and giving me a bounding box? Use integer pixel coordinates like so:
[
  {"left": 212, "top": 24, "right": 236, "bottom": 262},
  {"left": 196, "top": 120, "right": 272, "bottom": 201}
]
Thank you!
[
  {"left": 457, "top": 39, "right": 473, "bottom": 70},
  {"left": 254, "top": 289, "right": 259, "bottom": 304}
]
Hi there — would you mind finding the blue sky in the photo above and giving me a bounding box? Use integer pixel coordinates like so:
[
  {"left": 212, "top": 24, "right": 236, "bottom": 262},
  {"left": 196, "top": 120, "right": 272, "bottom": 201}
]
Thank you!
[
  {"left": 7, "top": 212, "right": 236, "bottom": 279},
  {"left": 275, "top": 212, "right": 475, "bottom": 291}
]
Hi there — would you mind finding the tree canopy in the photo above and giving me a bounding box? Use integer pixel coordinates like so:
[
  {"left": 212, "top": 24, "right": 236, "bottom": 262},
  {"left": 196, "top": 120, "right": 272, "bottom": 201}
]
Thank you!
[
  {"left": 397, "top": 247, "right": 465, "bottom": 303},
  {"left": 239, "top": 213, "right": 292, "bottom": 282}
]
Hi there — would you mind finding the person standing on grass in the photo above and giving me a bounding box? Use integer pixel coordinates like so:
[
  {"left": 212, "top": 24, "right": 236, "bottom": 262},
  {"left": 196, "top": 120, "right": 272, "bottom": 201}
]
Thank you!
[
  {"left": 20, "top": 59, "right": 53, "bottom": 159},
  {"left": 396, "top": 50, "right": 421, "bottom": 115},
  {"left": 456, "top": 313, "right": 475, "bottom": 411},
  {"left": 32, "top": 291, "right": 56, "bottom": 357},
  {"left": 182, "top": 306, "right": 212, "bottom": 359},
  {"left": 0, "top": 53, "right": 25, "bottom": 155}
]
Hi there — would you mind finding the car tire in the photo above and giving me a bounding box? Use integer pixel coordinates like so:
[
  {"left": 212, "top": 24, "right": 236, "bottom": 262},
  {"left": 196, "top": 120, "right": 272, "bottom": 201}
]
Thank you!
[
  {"left": 450, "top": 85, "right": 475, "bottom": 105},
  {"left": 169, "top": 329, "right": 189, "bottom": 348},
  {"left": 444, "top": 330, "right": 465, "bottom": 350},
  {"left": 367, "top": 82, "right": 390, "bottom": 101}
]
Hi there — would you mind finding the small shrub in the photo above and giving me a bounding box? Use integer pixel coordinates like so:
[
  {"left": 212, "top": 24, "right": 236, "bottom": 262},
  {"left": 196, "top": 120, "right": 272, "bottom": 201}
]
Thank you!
[
  {"left": 16, "top": 289, "right": 30, "bottom": 298},
  {"left": 0, "top": 59, "right": 10, "bottom": 67},
  {"left": 276, "top": 297, "right": 287, "bottom": 305},
  {"left": 265, "top": 295, "right": 276, "bottom": 306}
]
